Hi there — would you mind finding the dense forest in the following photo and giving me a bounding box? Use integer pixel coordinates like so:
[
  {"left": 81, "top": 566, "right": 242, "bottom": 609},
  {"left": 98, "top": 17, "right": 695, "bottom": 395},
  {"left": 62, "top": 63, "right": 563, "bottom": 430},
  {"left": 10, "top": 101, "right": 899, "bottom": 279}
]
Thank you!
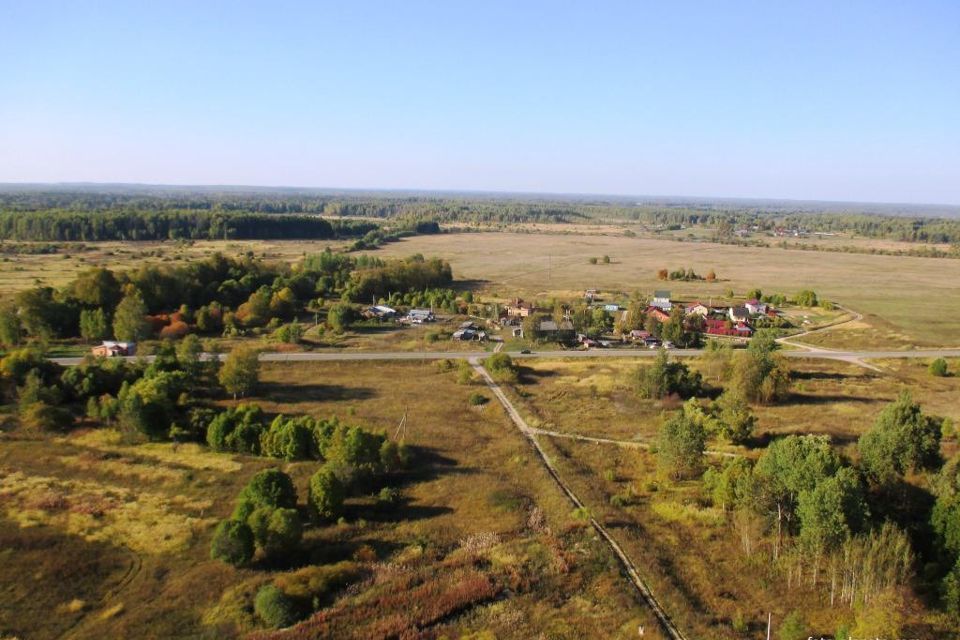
[{"left": 2, "top": 187, "right": 960, "bottom": 243}]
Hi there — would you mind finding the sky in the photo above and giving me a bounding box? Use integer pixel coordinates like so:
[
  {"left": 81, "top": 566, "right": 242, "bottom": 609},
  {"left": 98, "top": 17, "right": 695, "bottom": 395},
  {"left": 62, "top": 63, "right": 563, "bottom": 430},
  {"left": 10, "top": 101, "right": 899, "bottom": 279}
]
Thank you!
[{"left": 1, "top": 1, "right": 959, "bottom": 204}]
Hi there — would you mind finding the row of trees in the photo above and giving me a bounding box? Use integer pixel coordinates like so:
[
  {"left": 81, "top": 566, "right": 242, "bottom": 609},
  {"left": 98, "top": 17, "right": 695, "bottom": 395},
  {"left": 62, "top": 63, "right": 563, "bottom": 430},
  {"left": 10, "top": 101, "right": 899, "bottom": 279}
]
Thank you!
[{"left": 0, "top": 251, "right": 456, "bottom": 345}]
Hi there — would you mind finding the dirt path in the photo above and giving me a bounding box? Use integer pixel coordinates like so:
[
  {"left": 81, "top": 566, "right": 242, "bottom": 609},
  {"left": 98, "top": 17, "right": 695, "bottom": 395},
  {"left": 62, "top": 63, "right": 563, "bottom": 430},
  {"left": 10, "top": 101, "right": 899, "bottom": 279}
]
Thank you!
[
  {"left": 776, "top": 305, "right": 882, "bottom": 371},
  {"left": 470, "top": 358, "right": 689, "bottom": 640}
]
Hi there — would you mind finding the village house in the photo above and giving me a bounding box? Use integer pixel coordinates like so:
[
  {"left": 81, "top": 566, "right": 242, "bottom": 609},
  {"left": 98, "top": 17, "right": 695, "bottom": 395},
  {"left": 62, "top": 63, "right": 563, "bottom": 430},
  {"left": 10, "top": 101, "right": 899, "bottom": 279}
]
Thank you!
[
  {"left": 538, "top": 319, "right": 575, "bottom": 342},
  {"left": 704, "top": 318, "right": 752, "bottom": 337},
  {"left": 364, "top": 305, "right": 397, "bottom": 320},
  {"left": 405, "top": 308, "right": 435, "bottom": 324},
  {"left": 651, "top": 290, "right": 672, "bottom": 311},
  {"left": 452, "top": 321, "right": 486, "bottom": 341},
  {"left": 91, "top": 341, "right": 136, "bottom": 357},
  {"left": 744, "top": 299, "right": 768, "bottom": 315},
  {"left": 684, "top": 302, "right": 710, "bottom": 317},
  {"left": 505, "top": 298, "right": 536, "bottom": 318},
  {"left": 728, "top": 306, "right": 751, "bottom": 323},
  {"left": 645, "top": 306, "right": 672, "bottom": 323}
]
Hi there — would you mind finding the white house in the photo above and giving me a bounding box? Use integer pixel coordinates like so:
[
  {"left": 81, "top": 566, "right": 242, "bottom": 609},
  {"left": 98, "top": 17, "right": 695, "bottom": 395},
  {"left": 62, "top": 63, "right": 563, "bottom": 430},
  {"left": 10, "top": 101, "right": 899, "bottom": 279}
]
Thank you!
[{"left": 651, "top": 290, "right": 672, "bottom": 311}]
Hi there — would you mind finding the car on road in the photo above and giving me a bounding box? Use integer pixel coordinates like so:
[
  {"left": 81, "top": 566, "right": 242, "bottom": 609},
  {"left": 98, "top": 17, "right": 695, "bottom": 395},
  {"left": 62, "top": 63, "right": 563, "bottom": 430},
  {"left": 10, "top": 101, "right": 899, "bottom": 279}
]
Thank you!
[{"left": 519, "top": 349, "right": 532, "bottom": 354}]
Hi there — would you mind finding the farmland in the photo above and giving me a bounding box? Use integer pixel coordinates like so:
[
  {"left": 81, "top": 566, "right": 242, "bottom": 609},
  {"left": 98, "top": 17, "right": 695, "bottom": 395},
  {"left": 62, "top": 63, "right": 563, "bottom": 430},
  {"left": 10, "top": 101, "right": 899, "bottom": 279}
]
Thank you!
[{"left": 372, "top": 231, "right": 960, "bottom": 348}]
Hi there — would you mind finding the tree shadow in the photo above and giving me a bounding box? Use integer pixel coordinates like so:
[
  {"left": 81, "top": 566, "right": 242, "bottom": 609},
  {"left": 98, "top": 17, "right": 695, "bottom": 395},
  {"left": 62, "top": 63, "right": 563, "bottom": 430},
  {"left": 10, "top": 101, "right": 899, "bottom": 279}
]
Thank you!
[
  {"left": 456, "top": 279, "right": 490, "bottom": 293},
  {"left": 782, "top": 392, "right": 878, "bottom": 406},
  {"left": 258, "top": 381, "right": 377, "bottom": 403},
  {"left": 348, "top": 498, "right": 454, "bottom": 524}
]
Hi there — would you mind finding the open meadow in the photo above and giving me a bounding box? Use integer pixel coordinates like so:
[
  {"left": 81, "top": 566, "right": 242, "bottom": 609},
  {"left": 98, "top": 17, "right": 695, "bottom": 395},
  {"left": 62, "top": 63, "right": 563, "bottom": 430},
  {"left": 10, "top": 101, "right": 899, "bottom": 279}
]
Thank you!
[
  {"left": 371, "top": 232, "right": 960, "bottom": 348},
  {"left": 499, "top": 356, "right": 960, "bottom": 456},
  {"left": 0, "top": 361, "right": 658, "bottom": 639}
]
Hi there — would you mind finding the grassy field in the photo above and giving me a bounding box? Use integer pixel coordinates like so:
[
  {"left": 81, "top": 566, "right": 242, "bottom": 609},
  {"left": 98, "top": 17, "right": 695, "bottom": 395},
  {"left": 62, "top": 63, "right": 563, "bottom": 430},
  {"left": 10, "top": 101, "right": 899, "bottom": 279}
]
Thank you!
[
  {"left": 370, "top": 232, "right": 960, "bottom": 348},
  {"left": 499, "top": 356, "right": 960, "bottom": 457},
  {"left": 0, "top": 361, "right": 659, "bottom": 639},
  {"left": 0, "top": 239, "right": 350, "bottom": 295},
  {"left": 489, "top": 356, "right": 960, "bottom": 637}
]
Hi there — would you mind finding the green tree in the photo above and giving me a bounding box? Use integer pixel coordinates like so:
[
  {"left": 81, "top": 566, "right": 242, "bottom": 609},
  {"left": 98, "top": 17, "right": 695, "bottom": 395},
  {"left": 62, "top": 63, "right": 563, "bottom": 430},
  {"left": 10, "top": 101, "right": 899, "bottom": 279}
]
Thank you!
[
  {"left": 797, "top": 467, "right": 868, "bottom": 562},
  {"left": 207, "top": 404, "right": 266, "bottom": 454},
  {"left": 713, "top": 389, "right": 756, "bottom": 444},
  {"left": 326, "top": 302, "right": 357, "bottom": 332},
  {"left": 858, "top": 391, "right": 941, "bottom": 485},
  {"left": 637, "top": 349, "right": 702, "bottom": 399},
  {"left": 753, "top": 434, "right": 841, "bottom": 557},
  {"left": 175, "top": 333, "right": 204, "bottom": 377},
  {"left": 794, "top": 290, "right": 819, "bottom": 307},
  {"left": 210, "top": 519, "right": 255, "bottom": 566},
  {"left": 69, "top": 267, "right": 121, "bottom": 308},
  {"left": 233, "top": 469, "right": 298, "bottom": 522},
  {"left": 261, "top": 415, "right": 315, "bottom": 461},
  {"left": 703, "top": 457, "right": 754, "bottom": 510},
  {"left": 657, "top": 405, "right": 707, "bottom": 480},
  {"left": 219, "top": 345, "right": 260, "bottom": 399},
  {"left": 112, "top": 288, "right": 150, "bottom": 342},
  {"left": 0, "top": 301, "right": 22, "bottom": 346},
  {"left": 309, "top": 466, "right": 345, "bottom": 521},
  {"left": 79, "top": 308, "right": 109, "bottom": 342}
]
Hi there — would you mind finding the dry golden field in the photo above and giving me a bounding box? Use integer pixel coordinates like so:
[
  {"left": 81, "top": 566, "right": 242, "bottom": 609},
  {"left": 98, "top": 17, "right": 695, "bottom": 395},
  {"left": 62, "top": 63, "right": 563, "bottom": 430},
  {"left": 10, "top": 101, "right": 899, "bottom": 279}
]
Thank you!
[
  {"left": 371, "top": 232, "right": 960, "bottom": 347},
  {"left": 0, "top": 361, "right": 658, "bottom": 639}
]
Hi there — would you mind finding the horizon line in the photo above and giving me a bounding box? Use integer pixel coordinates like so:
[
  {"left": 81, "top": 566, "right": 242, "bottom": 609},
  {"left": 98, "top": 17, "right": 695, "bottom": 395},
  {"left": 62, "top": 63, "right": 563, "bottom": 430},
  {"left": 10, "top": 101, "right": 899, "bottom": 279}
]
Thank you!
[{"left": 1, "top": 180, "right": 959, "bottom": 211}]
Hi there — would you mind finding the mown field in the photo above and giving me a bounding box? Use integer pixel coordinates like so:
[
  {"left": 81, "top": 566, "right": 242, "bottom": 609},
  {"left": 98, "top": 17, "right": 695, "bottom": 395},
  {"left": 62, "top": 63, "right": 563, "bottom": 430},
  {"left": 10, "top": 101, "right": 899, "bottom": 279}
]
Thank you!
[
  {"left": 371, "top": 232, "right": 960, "bottom": 348},
  {"left": 0, "top": 361, "right": 658, "bottom": 640}
]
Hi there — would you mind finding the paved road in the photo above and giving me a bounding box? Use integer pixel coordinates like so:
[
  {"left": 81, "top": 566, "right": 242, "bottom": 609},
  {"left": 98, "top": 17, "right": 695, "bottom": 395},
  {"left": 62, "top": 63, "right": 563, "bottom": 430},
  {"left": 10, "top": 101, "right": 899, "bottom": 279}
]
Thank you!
[{"left": 49, "top": 347, "right": 960, "bottom": 367}]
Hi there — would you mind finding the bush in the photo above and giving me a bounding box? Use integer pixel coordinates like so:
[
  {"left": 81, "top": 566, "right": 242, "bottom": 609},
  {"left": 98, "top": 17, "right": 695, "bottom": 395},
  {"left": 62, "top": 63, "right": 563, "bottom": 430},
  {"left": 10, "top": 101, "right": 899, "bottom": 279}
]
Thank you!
[
  {"left": 210, "top": 519, "right": 255, "bottom": 566},
  {"left": 254, "top": 585, "right": 301, "bottom": 628},
  {"left": 261, "top": 415, "right": 315, "bottom": 461},
  {"left": 930, "top": 357, "right": 949, "bottom": 377},
  {"left": 309, "top": 467, "right": 345, "bottom": 522},
  {"left": 468, "top": 392, "right": 488, "bottom": 406},
  {"left": 777, "top": 610, "right": 807, "bottom": 640},
  {"left": 234, "top": 469, "right": 298, "bottom": 521},
  {"left": 19, "top": 401, "right": 73, "bottom": 432},
  {"left": 485, "top": 353, "right": 518, "bottom": 382}
]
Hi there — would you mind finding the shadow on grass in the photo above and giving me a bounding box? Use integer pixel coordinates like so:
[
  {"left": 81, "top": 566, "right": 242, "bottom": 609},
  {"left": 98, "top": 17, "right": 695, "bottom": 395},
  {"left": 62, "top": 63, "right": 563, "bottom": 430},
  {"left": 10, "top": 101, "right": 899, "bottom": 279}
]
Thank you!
[
  {"left": 456, "top": 278, "right": 490, "bottom": 293},
  {"left": 782, "top": 392, "right": 878, "bottom": 406},
  {"left": 258, "top": 381, "right": 377, "bottom": 403}
]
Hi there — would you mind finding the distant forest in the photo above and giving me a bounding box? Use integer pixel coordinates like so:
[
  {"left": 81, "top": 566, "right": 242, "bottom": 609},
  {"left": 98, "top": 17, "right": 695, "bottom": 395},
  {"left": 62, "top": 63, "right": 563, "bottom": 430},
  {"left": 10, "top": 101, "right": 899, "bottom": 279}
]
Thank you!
[{"left": 1, "top": 187, "right": 959, "bottom": 244}]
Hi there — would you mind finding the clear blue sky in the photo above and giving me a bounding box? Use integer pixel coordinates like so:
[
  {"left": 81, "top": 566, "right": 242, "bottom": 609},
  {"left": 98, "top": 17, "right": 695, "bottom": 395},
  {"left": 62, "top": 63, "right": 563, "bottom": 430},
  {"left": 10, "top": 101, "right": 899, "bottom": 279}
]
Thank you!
[{"left": 2, "top": 1, "right": 958, "bottom": 204}]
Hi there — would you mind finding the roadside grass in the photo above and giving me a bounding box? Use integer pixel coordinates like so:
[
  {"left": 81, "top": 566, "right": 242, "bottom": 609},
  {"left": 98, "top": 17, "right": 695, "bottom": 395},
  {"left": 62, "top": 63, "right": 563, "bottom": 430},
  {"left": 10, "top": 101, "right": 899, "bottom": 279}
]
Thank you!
[{"left": 0, "top": 361, "right": 659, "bottom": 638}]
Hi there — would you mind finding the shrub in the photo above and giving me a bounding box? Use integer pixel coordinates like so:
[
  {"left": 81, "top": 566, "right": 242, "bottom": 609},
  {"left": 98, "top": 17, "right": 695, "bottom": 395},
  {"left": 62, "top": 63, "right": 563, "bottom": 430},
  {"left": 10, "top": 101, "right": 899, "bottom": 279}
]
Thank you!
[
  {"left": 777, "top": 610, "right": 807, "bottom": 640},
  {"left": 485, "top": 353, "right": 518, "bottom": 382},
  {"left": 468, "top": 392, "right": 488, "bottom": 406},
  {"left": 210, "top": 519, "right": 255, "bottom": 566},
  {"left": 19, "top": 401, "right": 73, "bottom": 432},
  {"left": 930, "top": 357, "right": 949, "bottom": 377},
  {"left": 254, "top": 584, "right": 301, "bottom": 628}
]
